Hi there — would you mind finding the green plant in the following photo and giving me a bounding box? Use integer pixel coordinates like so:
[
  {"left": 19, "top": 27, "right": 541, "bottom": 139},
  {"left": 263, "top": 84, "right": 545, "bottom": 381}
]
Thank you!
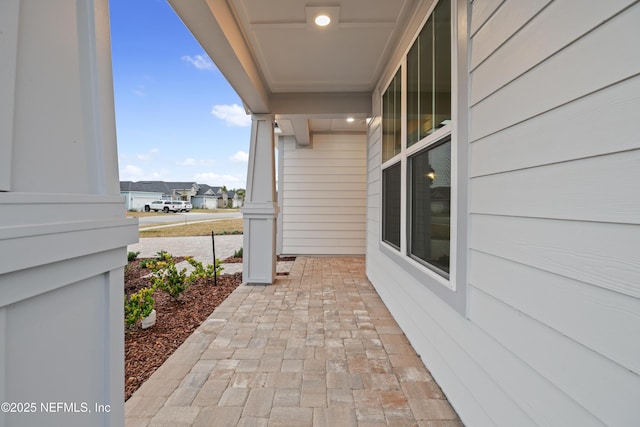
[
  {"left": 233, "top": 247, "right": 243, "bottom": 258},
  {"left": 139, "top": 258, "right": 154, "bottom": 269},
  {"left": 124, "top": 287, "right": 155, "bottom": 327},
  {"left": 128, "top": 251, "right": 141, "bottom": 262},
  {"left": 156, "top": 250, "right": 171, "bottom": 260},
  {"left": 150, "top": 256, "right": 190, "bottom": 301},
  {"left": 185, "top": 257, "right": 224, "bottom": 284}
]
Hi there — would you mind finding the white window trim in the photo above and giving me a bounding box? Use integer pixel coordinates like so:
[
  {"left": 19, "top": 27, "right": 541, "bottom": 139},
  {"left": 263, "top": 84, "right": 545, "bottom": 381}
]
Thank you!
[
  {"left": 379, "top": 0, "right": 465, "bottom": 295},
  {"left": 407, "top": 131, "right": 455, "bottom": 290}
]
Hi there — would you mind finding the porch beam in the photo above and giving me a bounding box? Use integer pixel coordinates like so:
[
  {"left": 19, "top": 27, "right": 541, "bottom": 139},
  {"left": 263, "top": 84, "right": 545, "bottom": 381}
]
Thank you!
[{"left": 270, "top": 91, "right": 371, "bottom": 117}]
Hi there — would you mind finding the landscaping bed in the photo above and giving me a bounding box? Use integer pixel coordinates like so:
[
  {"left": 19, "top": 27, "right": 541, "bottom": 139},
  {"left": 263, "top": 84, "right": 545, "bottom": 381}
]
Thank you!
[
  {"left": 223, "top": 255, "right": 297, "bottom": 264},
  {"left": 124, "top": 258, "right": 242, "bottom": 400}
]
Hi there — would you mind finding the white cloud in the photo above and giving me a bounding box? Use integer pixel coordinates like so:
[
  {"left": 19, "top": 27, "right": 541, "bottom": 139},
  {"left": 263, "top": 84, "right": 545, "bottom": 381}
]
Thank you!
[
  {"left": 194, "top": 172, "right": 245, "bottom": 187},
  {"left": 177, "top": 158, "right": 215, "bottom": 167},
  {"left": 177, "top": 158, "right": 198, "bottom": 167},
  {"left": 132, "top": 84, "right": 147, "bottom": 97},
  {"left": 230, "top": 151, "right": 249, "bottom": 163},
  {"left": 119, "top": 164, "right": 169, "bottom": 181},
  {"left": 181, "top": 54, "right": 216, "bottom": 71},
  {"left": 121, "top": 164, "right": 144, "bottom": 180},
  {"left": 136, "top": 148, "right": 159, "bottom": 161},
  {"left": 211, "top": 104, "right": 251, "bottom": 127}
]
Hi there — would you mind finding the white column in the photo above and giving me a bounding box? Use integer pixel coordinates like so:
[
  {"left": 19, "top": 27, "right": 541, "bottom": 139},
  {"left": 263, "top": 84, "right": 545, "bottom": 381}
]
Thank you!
[
  {"left": 0, "top": 1, "right": 137, "bottom": 425},
  {"left": 243, "top": 114, "right": 279, "bottom": 284}
]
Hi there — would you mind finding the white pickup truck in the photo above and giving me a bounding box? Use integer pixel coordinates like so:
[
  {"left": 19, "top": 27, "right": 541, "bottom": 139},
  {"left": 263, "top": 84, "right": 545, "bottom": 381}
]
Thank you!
[
  {"left": 144, "top": 200, "right": 181, "bottom": 213},
  {"left": 174, "top": 201, "right": 192, "bottom": 212}
]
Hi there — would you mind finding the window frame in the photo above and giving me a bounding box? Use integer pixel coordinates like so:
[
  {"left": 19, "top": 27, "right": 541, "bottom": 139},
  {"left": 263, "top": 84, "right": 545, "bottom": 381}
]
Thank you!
[
  {"left": 407, "top": 136, "right": 452, "bottom": 278},
  {"left": 381, "top": 67, "right": 403, "bottom": 164},
  {"left": 382, "top": 162, "right": 402, "bottom": 250},
  {"left": 379, "top": 0, "right": 467, "bottom": 299}
]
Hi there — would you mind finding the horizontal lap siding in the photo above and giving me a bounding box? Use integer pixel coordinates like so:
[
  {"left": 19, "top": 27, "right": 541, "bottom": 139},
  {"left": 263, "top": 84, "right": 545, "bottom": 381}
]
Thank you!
[
  {"left": 281, "top": 133, "right": 367, "bottom": 255},
  {"left": 367, "top": 1, "right": 640, "bottom": 426},
  {"left": 468, "top": 1, "right": 640, "bottom": 426},
  {"left": 469, "top": 0, "right": 503, "bottom": 36},
  {"left": 470, "top": 1, "right": 640, "bottom": 139},
  {"left": 366, "top": 117, "right": 381, "bottom": 252}
]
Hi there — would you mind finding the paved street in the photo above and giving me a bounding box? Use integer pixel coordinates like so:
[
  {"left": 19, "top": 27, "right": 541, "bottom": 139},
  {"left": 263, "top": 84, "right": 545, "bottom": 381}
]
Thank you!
[{"left": 137, "top": 211, "right": 242, "bottom": 227}]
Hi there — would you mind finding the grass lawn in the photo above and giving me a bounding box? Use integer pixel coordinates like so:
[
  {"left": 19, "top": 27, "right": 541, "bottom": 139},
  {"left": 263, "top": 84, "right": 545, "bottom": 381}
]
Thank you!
[
  {"left": 126, "top": 211, "right": 165, "bottom": 218},
  {"left": 126, "top": 208, "right": 240, "bottom": 218},
  {"left": 139, "top": 218, "right": 243, "bottom": 237}
]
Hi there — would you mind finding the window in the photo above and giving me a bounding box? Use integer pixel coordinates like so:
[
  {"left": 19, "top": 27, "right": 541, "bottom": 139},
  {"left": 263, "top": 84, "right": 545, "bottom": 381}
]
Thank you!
[
  {"left": 382, "top": 68, "right": 402, "bottom": 163},
  {"left": 382, "top": 163, "right": 401, "bottom": 249},
  {"left": 407, "top": 0, "right": 451, "bottom": 146},
  {"left": 381, "top": 0, "right": 452, "bottom": 279},
  {"left": 409, "top": 139, "right": 451, "bottom": 275}
]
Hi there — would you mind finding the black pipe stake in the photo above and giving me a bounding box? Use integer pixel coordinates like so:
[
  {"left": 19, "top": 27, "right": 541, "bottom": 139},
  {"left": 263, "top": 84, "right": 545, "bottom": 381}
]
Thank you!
[{"left": 211, "top": 231, "right": 217, "bottom": 286}]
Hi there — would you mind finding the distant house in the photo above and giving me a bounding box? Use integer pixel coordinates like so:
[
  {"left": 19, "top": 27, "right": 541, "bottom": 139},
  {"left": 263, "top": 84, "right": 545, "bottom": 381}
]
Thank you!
[
  {"left": 119, "top": 181, "right": 166, "bottom": 211},
  {"left": 191, "top": 184, "right": 222, "bottom": 209},
  {"left": 194, "top": 186, "right": 244, "bottom": 208},
  {"left": 228, "top": 190, "right": 244, "bottom": 208},
  {"left": 120, "top": 181, "right": 233, "bottom": 211}
]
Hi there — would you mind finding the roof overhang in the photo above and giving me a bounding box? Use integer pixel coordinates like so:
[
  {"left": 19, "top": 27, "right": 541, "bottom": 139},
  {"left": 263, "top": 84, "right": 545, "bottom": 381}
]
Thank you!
[{"left": 167, "top": 0, "right": 418, "bottom": 141}]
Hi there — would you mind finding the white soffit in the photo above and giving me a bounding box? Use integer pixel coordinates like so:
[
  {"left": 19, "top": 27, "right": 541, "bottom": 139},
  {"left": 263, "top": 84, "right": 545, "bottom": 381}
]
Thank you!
[
  {"left": 230, "top": 0, "right": 413, "bottom": 93},
  {"left": 309, "top": 118, "right": 367, "bottom": 132}
]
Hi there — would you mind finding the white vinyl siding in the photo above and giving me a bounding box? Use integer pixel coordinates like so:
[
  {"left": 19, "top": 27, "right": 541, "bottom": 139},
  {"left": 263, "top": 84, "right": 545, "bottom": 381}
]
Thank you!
[
  {"left": 281, "top": 133, "right": 367, "bottom": 255},
  {"left": 367, "top": 0, "right": 640, "bottom": 426},
  {"left": 467, "top": 1, "right": 640, "bottom": 424}
]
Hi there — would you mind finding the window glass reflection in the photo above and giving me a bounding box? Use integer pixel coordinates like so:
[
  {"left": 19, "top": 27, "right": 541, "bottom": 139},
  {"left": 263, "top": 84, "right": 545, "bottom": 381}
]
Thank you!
[{"left": 409, "top": 139, "right": 451, "bottom": 274}]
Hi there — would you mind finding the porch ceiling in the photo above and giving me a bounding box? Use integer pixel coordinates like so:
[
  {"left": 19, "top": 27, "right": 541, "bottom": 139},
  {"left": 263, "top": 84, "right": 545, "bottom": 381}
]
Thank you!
[{"left": 168, "top": 0, "right": 420, "bottom": 137}]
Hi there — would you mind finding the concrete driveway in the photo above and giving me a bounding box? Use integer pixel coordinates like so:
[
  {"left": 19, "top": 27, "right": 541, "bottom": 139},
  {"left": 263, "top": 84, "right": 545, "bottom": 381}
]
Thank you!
[{"left": 128, "top": 235, "right": 243, "bottom": 262}]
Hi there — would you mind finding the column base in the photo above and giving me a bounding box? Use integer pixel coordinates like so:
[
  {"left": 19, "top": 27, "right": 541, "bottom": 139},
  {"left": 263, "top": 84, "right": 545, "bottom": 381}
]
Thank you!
[{"left": 242, "top": 202, "right": 279, "bottom": 285}]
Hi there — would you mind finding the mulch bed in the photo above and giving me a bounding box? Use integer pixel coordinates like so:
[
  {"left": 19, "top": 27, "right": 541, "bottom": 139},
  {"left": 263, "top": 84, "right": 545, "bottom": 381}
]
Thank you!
[
  {"left": 124, "top": 259, "right": 242, "bottom": 400},
  {"left": 221, "top": 255, "right": 297, "bottom": 264}
]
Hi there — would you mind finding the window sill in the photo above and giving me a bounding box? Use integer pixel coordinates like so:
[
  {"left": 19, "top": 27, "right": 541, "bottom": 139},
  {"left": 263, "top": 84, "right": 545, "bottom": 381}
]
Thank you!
[{"left": 379, "top": 242, "right": 464, "bottom": 313}]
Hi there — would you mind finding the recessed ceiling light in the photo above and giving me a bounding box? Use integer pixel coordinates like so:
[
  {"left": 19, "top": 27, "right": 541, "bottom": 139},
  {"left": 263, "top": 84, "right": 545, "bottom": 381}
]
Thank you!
[
  {"left": 346, "top": 117, "right": 355, "bottom": 123},
  {"left": 315, "top": 14, "right": 331, "bottom": 27}
]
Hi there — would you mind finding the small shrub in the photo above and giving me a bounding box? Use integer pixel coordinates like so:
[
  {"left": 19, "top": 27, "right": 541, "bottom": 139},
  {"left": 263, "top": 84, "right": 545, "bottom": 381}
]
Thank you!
[
  {"left": 139, "top": 258, "right": 154, "bottom": 269},
  {"left": 150, "top": 256, "right": 190, "bottom": 301},
  {"left": 233, "top": 247, "right": 243, "bottom": 258},
  {"left": 128, "top": 251, "right": 141, "bottom": 262},
  {"left": 186, "top": 257, "right": 224, "bottom": 284},
  {"left": 124, "top": 287, "right": 155, "bottom": 328},
  {"left": 156, "top": 250, "right": 171, "bottom": 260}
]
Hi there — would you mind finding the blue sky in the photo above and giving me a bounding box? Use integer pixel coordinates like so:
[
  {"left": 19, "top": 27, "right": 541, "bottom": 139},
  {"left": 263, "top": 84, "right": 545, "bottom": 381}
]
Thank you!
[{"left": 110, "top": 0, "right": 251, "bottom": 189}]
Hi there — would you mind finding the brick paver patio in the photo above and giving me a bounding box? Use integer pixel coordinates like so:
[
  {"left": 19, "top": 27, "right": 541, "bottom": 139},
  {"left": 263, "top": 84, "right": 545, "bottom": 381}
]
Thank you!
[{"left": 125, "top": 256, "right": 463, "bottom": 426}]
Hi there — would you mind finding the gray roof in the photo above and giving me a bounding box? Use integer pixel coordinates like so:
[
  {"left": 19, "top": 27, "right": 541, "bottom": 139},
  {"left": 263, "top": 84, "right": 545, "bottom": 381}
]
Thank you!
[
  {"left": 120, "top": 181, "right": 198, "bottom": 195},
  {"left": 120, "top": 181, "right": 238, "bottom": 198},
  {"left": 196, "top": 184, "right": 223, "bottom": 196}
]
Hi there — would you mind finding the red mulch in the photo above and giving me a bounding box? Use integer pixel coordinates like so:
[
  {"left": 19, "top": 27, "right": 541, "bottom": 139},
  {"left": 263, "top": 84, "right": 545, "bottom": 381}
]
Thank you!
[
  {"left": 124, "top": 259, "right": 242, "bottom": 400},
  {"left": 221, "top": 255, "right": 297, "bottom": 264}
]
